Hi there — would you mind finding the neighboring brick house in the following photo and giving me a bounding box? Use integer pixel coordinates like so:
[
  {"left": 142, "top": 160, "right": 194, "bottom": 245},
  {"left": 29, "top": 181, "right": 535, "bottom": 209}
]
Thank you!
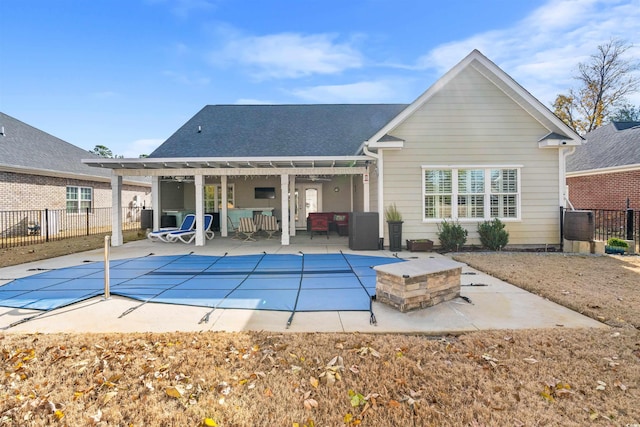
[
  {"left": 0, "top": 112, "right": 151, "bottom": 236},
  {"left": 566, "top": 122, "right": 640, "bottom": 210}
]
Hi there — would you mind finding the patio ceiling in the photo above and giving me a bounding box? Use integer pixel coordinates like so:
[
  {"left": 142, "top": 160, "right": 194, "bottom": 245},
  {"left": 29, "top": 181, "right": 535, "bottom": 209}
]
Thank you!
[{"left": 82, "top": 156, "right": 373, "bottom": 176}]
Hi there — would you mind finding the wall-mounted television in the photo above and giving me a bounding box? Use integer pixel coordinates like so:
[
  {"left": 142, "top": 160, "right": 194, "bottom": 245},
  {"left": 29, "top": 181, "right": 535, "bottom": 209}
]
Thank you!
[{"left": 254, "top": 187, "right": 276, "bottom": 199}]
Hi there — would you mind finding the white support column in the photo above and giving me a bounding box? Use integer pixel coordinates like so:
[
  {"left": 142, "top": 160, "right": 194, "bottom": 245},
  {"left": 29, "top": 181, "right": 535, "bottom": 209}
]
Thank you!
[
  {"left": 363, "top": 166, "right": 370, "bottom": 212},
  {"left": 195, "top": 174, "right": 205, "bottom": 246},
  {"left": 281, "top": 174, "right": 290, "bottom": 245},
  {"left": 221, "top": 176, "right": 228, "bottom": 237},
  {"left": 111, "top": 175, "right": 123, "bottom": 246},
  {"left": 289, "top": 174, "right": 296, "bottom": 237},
  {"left": 152, "top": 176, "right": 160, "bottom": 231}
]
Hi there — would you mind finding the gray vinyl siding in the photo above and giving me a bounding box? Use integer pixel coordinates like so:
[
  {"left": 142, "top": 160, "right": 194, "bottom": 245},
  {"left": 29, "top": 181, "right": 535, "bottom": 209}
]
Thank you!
[{"left": 381, "top": 65, "right": 561, "bottom": 247}]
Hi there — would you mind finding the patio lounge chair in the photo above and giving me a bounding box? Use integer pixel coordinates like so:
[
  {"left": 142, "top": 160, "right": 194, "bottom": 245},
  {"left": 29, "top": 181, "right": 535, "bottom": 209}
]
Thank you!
[
  {"left": 147, "top": 214, "right": 195, "bottom": 242},
  {"left": 167, "top": 214, "right": 215, "bottom": 244},
  {"left": 238, "top": 217, "right": 257, "bottom": 242},
  {"left": 261, "top": 215, "right": 279, "bottom": 239},
  {"left": 227, "top": 216, "right": 241, "bottom": 240}
]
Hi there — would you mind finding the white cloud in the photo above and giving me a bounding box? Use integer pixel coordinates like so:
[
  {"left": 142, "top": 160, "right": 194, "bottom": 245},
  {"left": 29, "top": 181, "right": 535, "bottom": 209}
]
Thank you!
[
  {"left": 414, "top": 0, "right": 640, "bottom": 105},
  {"left": 289, "top": 80, "right": 410, "bottom": 103},
  {"left": 210, "top": 32, "right": 363, "bottom": 80},
  {"left": 234, "top": 98, "right": 275, "bottom": 105},
  {"left": 122, "top": 138, "right": 164, "bottom": 158}
]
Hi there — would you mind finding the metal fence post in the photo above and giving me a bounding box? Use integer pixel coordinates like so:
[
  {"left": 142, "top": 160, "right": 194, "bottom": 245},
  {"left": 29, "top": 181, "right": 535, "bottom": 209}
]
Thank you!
[
  {"left": 44, "top": 208, "right": 50, "bottom": 242},
  {"left": 627, "top": 209, "right": 634, "bottom": 241}
]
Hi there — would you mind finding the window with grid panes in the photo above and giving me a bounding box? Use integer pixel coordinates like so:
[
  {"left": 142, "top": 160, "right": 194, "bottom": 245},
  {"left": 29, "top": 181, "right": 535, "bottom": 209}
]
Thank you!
[
  {"left": 423, "top": 167, "right": 519, "bottom": 220},
  {"left": 66, "top": 186, "right": 93, "bottom": 213}
]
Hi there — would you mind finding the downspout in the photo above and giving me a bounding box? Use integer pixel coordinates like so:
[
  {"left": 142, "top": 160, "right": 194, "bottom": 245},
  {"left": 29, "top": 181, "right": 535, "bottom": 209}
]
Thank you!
[
  {"left": 560, "top": 146, "right": 577, "bottom": 210},
  {"left": 363, "top": 143, "right": 385, "bottom": 240},
  {"left": 560, "top": 146, "right": 577, "bottom": 252}
]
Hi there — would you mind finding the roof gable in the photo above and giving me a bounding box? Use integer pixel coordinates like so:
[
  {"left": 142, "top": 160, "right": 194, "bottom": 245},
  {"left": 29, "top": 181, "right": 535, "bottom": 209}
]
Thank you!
[
  {"left": 567, "top": 121, "right": 640, "bottom": 172},
  {"left": 150, "top": 104, "right": 408, "bottom": 158},
  {"left": 363, "top": 50, "right": 582, "bottom": 149}
]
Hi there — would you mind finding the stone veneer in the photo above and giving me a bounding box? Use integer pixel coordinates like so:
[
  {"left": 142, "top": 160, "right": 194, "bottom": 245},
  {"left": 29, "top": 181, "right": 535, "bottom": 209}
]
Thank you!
[{"left": 374, "top": 258, "right": 463, "bottom": 312}]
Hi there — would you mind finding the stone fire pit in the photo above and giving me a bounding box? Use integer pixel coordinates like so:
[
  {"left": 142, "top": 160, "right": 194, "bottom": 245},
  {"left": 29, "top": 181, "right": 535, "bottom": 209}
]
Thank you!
[{"left": 374, "top": 258, "right": 463, "bottom": 312}]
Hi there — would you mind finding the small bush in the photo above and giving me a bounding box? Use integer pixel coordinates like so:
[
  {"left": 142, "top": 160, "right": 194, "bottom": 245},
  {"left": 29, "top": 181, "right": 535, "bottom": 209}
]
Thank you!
[
  {"left": 478, "top": 218, "right": 509, "bottom": 250},
  {"left": 606, "top": 237, "right": 629, "bottom": 248},
  {"left": 437, "top": 220, "right": 468, "bottom": 252}
]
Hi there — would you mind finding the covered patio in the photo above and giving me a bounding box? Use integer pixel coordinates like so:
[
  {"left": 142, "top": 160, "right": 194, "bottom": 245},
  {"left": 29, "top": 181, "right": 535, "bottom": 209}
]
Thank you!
[{"left": 84, "top": 155, "right": 376, "bottom": 248}]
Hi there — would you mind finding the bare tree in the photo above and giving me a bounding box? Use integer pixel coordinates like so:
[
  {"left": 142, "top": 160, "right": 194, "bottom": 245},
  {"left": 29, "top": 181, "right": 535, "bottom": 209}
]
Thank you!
[{"left": 553, "top": 39, "right": 639, "bottom": 134}]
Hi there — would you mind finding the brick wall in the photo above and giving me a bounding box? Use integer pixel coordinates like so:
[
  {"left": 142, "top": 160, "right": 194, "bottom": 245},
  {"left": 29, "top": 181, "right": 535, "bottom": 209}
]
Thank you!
[
  {"left": 567, "top": 169, "right": 640, "bottom": 210},
  {"left": 0, "top": 171, "right": 151, "bottom": 211}
]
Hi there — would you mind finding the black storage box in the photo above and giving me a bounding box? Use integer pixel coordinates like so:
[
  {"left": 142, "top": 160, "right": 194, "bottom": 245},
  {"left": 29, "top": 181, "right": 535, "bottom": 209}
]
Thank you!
[{"left": 349, "top": 212, "right": 380, "bottom": 250}]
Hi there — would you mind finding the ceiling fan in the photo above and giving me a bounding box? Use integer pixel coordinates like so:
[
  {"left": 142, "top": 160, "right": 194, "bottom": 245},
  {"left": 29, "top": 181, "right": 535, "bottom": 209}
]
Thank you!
[
  {"left": 161, "top": 176, "right": 195, "bottom": 183},
  {"left": 300, "top": 174, "right": 332, "bottom": 182}
]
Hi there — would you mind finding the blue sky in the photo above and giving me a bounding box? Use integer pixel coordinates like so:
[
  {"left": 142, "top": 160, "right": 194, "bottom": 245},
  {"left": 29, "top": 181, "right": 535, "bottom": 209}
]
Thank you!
[{"left": 1, "top": 0, "right": 639, "bottom": 157}]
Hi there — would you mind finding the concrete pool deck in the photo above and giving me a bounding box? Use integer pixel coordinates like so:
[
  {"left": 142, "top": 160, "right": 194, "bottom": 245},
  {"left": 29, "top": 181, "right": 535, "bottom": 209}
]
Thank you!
[{"left": 0, "top": 235, "right": 606, "bottom": 334}]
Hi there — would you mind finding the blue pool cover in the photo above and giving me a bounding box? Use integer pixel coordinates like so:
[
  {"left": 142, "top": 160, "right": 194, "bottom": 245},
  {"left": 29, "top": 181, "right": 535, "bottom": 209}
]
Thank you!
[{"left": 0, "top": 253, "right": 404, "bottom": 325}]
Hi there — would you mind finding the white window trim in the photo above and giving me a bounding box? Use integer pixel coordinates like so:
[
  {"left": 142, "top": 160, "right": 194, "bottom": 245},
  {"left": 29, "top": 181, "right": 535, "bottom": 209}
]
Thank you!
[
  {"left": 66, "top": 186, "right": 93, "bottom": 214},
  {"left": 422, "top": 165, "right": 522, "bottom": 223}
]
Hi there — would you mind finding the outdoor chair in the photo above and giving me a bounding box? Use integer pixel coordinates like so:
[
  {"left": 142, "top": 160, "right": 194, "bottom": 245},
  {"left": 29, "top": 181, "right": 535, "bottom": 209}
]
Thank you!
[
  {"left": 261, "top": 215, "right": 279, "bottom": 239},
  {"left": 227, "top": 216, "right": 241, "bottom": 240},
  {"left": 147, "top": 213, "right": 195, "bottom": 242},
  {"left": 27, "top": 221, "right": 41, "bottom": 236},
  {"left": 166, "top": 214, "right": 215, "bottom": 244},
  {"left": 238, "top": 217, "right": 257, "bottom": 242},
  {"left": 309, "top": 214, "right": 329, "bottom": 239}
]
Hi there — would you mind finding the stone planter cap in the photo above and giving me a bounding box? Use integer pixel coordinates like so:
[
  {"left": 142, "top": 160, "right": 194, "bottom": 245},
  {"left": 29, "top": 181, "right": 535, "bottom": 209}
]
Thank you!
[{"left": 374, "top": 258, "right": 464, "bottom": 277}]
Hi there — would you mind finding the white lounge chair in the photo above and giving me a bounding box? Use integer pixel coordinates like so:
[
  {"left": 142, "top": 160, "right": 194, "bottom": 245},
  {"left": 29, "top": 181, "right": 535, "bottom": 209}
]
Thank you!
[
  {"left": 167, "top": 214, "right": 215, "bottom": 244},
  {"left": 147, "top": 214, "right": 195, "bottom": 242}
]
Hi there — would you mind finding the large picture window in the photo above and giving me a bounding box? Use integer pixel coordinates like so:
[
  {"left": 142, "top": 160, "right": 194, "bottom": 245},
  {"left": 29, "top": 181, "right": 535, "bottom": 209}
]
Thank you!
[
  {"left": 66, "top": 186, "right": 92, "bottom": 213},
  {"left": 422, "top": 166, "right": 520, "bottom": 221}
]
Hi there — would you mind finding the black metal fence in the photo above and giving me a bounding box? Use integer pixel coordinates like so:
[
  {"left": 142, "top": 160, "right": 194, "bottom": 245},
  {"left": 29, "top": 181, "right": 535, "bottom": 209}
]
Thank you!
[
  {"left": 592, "top": 209, "right": 635, "bottom": 243},
  {"left": 0, "top": 207, "right": 143, "bottom": 249},
  {"left": 562, "top": 207, "right": 639, "bottom": 248}
]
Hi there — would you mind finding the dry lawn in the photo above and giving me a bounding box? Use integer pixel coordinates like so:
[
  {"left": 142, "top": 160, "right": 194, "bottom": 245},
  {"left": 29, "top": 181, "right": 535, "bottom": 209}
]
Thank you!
[{"left": 1, "top": 244, "right": 639, "bottom": 426}]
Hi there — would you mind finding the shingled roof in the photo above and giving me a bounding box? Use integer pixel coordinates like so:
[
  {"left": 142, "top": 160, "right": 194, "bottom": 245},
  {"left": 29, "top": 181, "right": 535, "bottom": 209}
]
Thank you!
[
  {"left": 149, "top": 104, "right": 408, "bottom": 158},
  {"left": 567, "top": 121, "right": 640, "bottom": 172},
  {"left": 0, "top": 112, "right": 114, "bottom": 179}
]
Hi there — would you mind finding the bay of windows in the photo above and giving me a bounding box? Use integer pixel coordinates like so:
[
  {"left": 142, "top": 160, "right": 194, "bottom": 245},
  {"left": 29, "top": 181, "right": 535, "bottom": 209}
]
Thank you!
[{"left": 423, "top": 167, "right": 520, "bottom": 221}]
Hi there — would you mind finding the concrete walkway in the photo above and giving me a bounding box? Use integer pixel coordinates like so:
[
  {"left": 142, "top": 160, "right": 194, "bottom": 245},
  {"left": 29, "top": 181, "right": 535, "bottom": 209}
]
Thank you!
[{"left": 0, "top": 235, "right": 606, "bottom": 334}]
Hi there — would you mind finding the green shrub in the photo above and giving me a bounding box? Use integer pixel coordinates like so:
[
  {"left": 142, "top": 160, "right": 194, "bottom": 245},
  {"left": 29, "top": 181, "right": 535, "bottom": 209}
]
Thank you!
[
  {"left": 606, "top": 237, "right": 629, "bottom": 248},
  {"left": 477, "top": 218, "right": 509, "bottom": 250},
  {"left": 437, "top": 220, "right": 468, "bottom": 252}
]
